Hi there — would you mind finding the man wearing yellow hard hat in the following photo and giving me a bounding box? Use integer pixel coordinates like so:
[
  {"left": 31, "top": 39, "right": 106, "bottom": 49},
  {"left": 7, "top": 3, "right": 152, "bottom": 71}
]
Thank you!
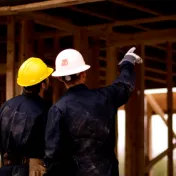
[
  {"left": 44, "top": 47, "right": 142, "bottom": 176},
  {"left": 0, "top": 57, "right": 53, "bottom": 176}
]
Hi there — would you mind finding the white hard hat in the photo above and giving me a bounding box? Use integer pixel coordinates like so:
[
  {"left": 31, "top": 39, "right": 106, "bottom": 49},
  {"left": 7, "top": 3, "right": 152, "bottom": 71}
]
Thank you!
[{"left": 52, "top": 49, "right": 90, "bottom": 77}]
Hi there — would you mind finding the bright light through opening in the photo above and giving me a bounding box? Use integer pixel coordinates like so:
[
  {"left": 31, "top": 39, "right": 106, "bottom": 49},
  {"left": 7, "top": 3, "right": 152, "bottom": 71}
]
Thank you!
[{"left": 144, "top": 87, "right": 176, "bottom": 94}]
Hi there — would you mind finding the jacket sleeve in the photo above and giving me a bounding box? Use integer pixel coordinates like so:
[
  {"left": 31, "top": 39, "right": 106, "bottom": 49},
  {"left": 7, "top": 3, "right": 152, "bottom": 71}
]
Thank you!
[
  {"left": 98, "top": 61, "right": 135, "bottom": 108},
  {"left": 44, "top": 105, "right": 63, "bottom": 166}
]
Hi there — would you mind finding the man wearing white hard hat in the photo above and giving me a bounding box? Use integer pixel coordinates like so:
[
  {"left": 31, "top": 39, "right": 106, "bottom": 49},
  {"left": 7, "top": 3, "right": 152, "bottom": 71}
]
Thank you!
[{"left": 44, "top": 47, "right": 142, "bottom": 176}]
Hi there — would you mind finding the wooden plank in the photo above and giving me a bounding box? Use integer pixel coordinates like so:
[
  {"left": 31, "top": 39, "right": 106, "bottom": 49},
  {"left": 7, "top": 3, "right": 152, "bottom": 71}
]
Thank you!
[
  {"left": 145, "top": 102, "right": 152, "bottom": 176},
  {"left": 110, "top": 0, "right": 160, "bottom": 16},
  {"left": 146, "top": 94, "right": 176, "bottom": 138},
  {"left": 89, "top": 37, "right": 100, "bottom": 88},
  {"left": 16, "top": 20, "right": 34, "bottom": 95},
  {"left": 106, "top": 46, "right": 118, "bottom": 85},
  {"left": 52, "top": 37, "right": 60, "bottom": 104},
  {"left": 145, "top": 143, "right": 176, "bottom": 173},
  {"left": 125, "top": 45, "right": 145, "bottom": 176},
  {"left": 106, "top": 46, "right": 118, "bottom": 159},
  {"left": 87, "top": 15, "right": 176, "bottom": 30},
  {"left": 6, "top": 16, "right": 15, "bottom": 100},
  {"left": 0, "top": 0, "right": 105, "bottom": 15},
  {"left": 167, "top": 42, "right": 173, "bottom": 176},
  {"left": 19, "top": 20, "right": 34, "bottom": 62},
  {"left": 0, "top": 64, "right": 6, "bottom": 74},
  {"left": 145, "top": 76, "right": 166, "bottom": 84},
  {"left": 18, "top": 12, "right": 79, "bottom": 33},
  {"left": 73, "top": 29, "right": 91, "bottom": 86},
  {"left": 109, "top": 29, "right": 176, "bottom": 47}
]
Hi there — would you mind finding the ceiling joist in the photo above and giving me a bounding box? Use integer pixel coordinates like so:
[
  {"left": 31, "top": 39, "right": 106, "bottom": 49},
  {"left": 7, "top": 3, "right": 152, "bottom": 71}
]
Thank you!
[
  {"left": 0, "top": 0, "right": 104, "bottom": 15},
  {"left": 86, "top": 14, "right": 176, "bottom": 30},
  {"left": 109, "top": 28, "right": 176, "bottom": 47},
  {"left": 110, "top": 0, "right": 160, "bottom": 16}
]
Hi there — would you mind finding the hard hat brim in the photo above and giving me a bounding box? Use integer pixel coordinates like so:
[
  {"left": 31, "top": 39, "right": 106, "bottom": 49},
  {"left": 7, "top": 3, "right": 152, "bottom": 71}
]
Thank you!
[
  {"left": 52, "top": 65, "right": 90, "bottom": 77},
  {"left": 17, "top": 67, "right": 54, "bottom": 87}
]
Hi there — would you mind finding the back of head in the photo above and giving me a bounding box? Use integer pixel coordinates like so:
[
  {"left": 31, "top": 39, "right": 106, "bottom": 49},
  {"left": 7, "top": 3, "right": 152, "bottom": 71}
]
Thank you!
[
  {"left": 52, "top": 49, "right": 90, "bottom": 77},
  {"left": 17, "top": 57, "right": 53, "bottom": 94},
  {"left": 52, "top": 49, "right": 90, "bottom": 87}
]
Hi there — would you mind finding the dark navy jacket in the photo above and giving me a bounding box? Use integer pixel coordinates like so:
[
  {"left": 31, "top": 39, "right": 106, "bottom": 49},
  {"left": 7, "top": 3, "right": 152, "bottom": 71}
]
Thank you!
[
  {"left": 45, "top": 61, "right": 135, "bottom": 176},
  {"left": 0, "top": 93, "right": 50, "bottom": 160}
]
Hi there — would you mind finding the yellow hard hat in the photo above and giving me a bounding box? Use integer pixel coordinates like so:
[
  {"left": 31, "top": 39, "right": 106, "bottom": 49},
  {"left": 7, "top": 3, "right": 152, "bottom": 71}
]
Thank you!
[{"left": 17, "top": 57, "right": 54, "bottom": 87}]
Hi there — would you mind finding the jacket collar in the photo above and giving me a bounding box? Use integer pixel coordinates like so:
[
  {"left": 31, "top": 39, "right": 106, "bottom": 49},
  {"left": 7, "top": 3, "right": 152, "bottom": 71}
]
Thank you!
[{"left": 66, "top": 84, "right": 88, "bottom": 92}]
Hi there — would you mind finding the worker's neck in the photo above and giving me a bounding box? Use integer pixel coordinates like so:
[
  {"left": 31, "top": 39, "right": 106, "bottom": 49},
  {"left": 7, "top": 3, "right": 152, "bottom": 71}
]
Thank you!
[{"left": 65, "top": 81, "right": 83, "bottom": 89}]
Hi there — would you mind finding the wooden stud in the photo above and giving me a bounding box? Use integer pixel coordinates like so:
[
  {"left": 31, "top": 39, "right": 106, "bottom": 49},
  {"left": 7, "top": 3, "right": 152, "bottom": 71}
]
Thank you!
[
  {"left": 110, "top": 0, "right": 160, "bottom": 15},
  {"left": 145, "top": 143, "right": 176, "bottom": 173},
  {"left": 110, "top": 29, "right": 176, "bottom": 47},
  {"left": 16, "top": 20, "right": 34, "bottom": 95},
  {"left": 167, "top": 42, "right": 173, "bottom": 176},
  {"left": 87, "top": 15, "right": 176, "bottom": 30},
  {"left": 106, "top": 46, "right": 119, "bottom": 159},
  {"left": 6, "top": 16, "right": 15, "bottom": 100},
  {"left": 145, "top": 102, "right": 153, "bottom": 176},
  {"left": 106, "top": 46, "right": 118, "bottom": 85},
  {"left": 52, "top": 37, "right": 60, "bottom": 104},
  {"left": 73, "top": 29, "right": 92, "bottom": 87},
  {"left": 125, "top": 45, "right": 145, "bottom": 176},
  {"left": 89, "top": 37, "right": 100, "bottom": 88}
]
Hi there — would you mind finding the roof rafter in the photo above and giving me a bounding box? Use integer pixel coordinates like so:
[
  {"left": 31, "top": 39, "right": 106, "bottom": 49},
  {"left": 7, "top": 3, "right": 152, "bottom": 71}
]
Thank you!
[
  {"left": 110, "top": 0, "right": 160, "bottom": 16},
  {"left": 86, "top": 15, "right": 176, "bottom": 30},
  {"left": 0, "top": 0, "right": 105, "bottom": 15},
  {"left": 109, "top": 28, "right": 176, "bottom": 47}
]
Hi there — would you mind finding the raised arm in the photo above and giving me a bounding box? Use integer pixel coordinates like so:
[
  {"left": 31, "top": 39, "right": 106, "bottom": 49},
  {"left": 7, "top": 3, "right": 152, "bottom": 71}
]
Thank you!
[{"left": 98, "top": 47, "right": 142, "bottom": 108}]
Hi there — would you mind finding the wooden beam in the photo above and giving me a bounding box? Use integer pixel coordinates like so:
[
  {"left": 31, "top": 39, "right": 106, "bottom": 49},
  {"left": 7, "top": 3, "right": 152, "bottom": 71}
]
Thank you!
[
  {"left": 52, "top": 37, "right": 60, "bottom": 104},
  {"left": 145, "top": 67, "right": 176, "bottom": 77},
  {"left": 145, "top": 76, "right": 166, "bottom": 84},
  {"left": 18, "top": 12, "right": 79, "bottom": 33},
  {"left": 146, "top": 94, "right": 176, "bottom": 138},
  {"left": 106, "top": 46, "right": 118, "bottom": 85},
  {"left": 167, "top": 42, "right": 173, "bottom": 176},
  {"left": 145, "top": 143, "right": 176, "bottom": 173},
  {"left": 0, "top": 64, "right": 6, "bottom": 74},
  {"left": 110, "top": 0, "right": 160, "bottom": 16},
  {"left": 89, "top": 37, "right": 100, "bottom": 88},
  {"left": 125, "top": 45, "right": 145, "bottom": 176},
  {"left": 19, "top": 20, "right": 34, "bottom": 62},
  {"left": 6, "top": 16, "right": 15, "bottom": 100},
  {"left": 109, "top": 29, "right": 176, "bottom": 47},
  {"left": 87, "top": 15, "right": 176, "bottom": 30},
  {"left": 0, "top": 0, "right": 105, "bottom": 15},
  {"left": 16, "top": 20, "right": 34, "bottom": 95},
  {"left": 106, "top": 46, "right": 118, "bottom": 159},
  {"left": 145, "top": 102, "right": 152, "bottom": 176}
]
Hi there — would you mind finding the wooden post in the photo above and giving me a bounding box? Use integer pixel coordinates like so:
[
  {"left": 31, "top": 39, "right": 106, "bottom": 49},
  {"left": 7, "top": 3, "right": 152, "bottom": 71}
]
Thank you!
[
  {"left": 37, "top": 39, "right": 45, "bottom": 98},
  {"left": 19, "top": 20, "right": 34, "bottom": 61},
  {"left": 73, "top": 29, "right": 92, "bottom": 87},
  {"left": 89, "top": 37, "right": 100, "bottom": 88},
  {"left": 145, "top": 102, "right": 153, "bottom": 176},
  {"left": 106, "top": 46, "right": 118, "bottom": 158},
  {"left": 6, "top": 16, "right": 15, "bottom": 100},
  {"left": 38, "top": 39, "right": 44, "bottom": 58},
  {"left": 125, "top": 45, "right": 145, "bottom": 176},
  {"left": 52, "top": 37, "right": 60, "bottom": 103},
  {"left": 17, "top": 20, "right": 34, "bottom": 94},
  {"left": 106, "top": 46, "right": 118, "bottom": 84},
  {"left": 167, "top": 42, "right": 173, "bottom": 176}
]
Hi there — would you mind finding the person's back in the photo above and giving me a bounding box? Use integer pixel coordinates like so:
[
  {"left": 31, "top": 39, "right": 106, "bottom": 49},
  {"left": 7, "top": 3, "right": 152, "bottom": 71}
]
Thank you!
[
  {"left": 0, "top": 57, "right": 53, "bottom": 176},
  {"left": 53, "top": 84, "right": 124, "bottom": 175},
  {"left": 0, "top": 93, "right": 49, "bottom": 160},
  {"left": 44, "top": 48, "right": 142, "bottom": 176}
]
